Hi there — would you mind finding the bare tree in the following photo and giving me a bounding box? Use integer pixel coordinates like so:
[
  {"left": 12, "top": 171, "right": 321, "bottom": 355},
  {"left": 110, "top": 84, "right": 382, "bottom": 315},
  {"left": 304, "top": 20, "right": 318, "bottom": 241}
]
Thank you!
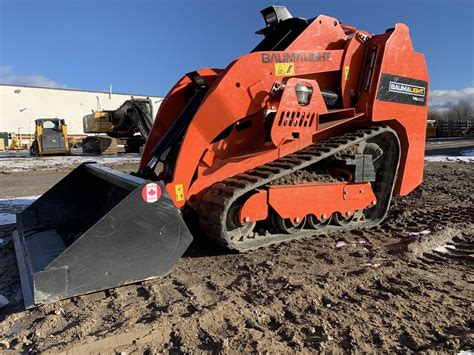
[
  {"left": 429, "top": 100, "right": 473, "bottom": 122},
  {"left": 428, "top": 110, "right": 443, "bottom": 122},
  {"left": 449, "top": 100, "right": 473, "bottom": 121}
]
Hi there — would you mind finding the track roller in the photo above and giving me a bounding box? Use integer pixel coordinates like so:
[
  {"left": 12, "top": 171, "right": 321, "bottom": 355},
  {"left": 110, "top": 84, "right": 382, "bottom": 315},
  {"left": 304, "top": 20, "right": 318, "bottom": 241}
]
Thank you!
[
  {"left": 271, "top": 210, "right": 306, "bottom": 234},
  {"left": 306, "top": 214, "right": 332, "bottom": 229},
  {"left": 332, "top": 212, "right": 355, "bottom": 226}
]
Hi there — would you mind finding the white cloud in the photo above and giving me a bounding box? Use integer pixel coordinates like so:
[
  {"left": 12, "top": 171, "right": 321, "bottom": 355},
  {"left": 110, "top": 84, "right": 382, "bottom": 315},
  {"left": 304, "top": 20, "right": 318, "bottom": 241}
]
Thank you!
[
  {"left": 0, "top": 65, "right": 67, "bottom": 88},
  {"left": 429, "top": 87, "right": 474, "bottom": 110}
]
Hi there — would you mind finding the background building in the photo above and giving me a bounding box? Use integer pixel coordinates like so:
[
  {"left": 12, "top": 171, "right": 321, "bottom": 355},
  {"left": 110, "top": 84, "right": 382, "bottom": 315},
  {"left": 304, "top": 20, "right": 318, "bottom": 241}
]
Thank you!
[{"left": 0, "top": 84, "right": 163, "bottom": 140}]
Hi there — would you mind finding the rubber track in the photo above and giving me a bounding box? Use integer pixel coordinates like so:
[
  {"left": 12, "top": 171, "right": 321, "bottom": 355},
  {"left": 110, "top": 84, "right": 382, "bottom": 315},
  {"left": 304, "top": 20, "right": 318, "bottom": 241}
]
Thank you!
[{"left": 199, "top": 125, "right": 395, "bottom": 252}]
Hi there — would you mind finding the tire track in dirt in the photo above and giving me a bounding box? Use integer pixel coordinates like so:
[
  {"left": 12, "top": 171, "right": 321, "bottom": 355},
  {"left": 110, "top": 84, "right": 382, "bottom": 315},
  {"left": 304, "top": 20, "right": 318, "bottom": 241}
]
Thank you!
[{"left": 0, "top": 161, "right": 473, "bottom": 352}]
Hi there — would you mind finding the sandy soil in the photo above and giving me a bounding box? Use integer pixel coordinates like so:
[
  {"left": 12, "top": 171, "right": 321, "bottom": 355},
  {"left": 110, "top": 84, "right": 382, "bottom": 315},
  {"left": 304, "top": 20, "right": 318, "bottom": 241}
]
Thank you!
[{"left": 0, "top": 158, "right": 473, "bottom": 352}]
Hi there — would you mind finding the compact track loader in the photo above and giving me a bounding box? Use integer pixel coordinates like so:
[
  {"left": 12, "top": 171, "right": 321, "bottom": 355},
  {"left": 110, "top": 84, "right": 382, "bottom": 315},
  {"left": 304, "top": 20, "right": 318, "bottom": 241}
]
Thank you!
[
  {"left": 14, "top": 6, "right": 429, "bottom": 308},
  {"left": 30, "top": 118, "right": 71, "bottom": 156}
]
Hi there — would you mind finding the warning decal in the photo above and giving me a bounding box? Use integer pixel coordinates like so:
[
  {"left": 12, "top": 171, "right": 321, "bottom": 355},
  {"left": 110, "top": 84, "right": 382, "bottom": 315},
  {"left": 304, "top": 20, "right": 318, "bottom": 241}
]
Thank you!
[
  {"left": 141, "top": 183, "right": 161, "bottom": 203},
  {"left": 274, "top": 62, "right": 295, "bottom": 77},
  {"left": 175, "top": 184, "right": 185, "bottom": 202},
  {"left": 344, "top": 65, "right": 350, "bottom": 80}
]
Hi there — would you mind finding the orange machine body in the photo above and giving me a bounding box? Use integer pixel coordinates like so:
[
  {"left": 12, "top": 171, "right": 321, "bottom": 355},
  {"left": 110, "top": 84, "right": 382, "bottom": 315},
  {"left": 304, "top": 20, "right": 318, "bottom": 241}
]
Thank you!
[
  {"left": 13, "top": 6, "right": 430, "bottom": 309},
  {"left": 140, "top": 14, "right": 428, "bottom": 210}
]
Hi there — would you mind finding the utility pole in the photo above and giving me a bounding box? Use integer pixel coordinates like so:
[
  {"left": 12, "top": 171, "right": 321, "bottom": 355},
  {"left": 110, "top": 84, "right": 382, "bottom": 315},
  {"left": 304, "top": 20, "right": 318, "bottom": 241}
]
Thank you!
[{"left": 18, "top": 126, "right": 23, "bottom": 148}]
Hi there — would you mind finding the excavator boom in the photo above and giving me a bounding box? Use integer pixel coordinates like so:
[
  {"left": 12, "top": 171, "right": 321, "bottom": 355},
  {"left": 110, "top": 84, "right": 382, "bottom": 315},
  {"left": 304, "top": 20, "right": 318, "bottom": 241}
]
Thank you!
[{"left": 83, "top": 98, "right": 154, "bottom": 153}]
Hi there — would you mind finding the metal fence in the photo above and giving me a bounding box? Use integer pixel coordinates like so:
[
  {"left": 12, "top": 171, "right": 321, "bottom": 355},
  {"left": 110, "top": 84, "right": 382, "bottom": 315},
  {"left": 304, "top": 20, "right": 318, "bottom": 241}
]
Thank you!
[{"left": 435, "top": 120, "right": 473, "bottom": 137}]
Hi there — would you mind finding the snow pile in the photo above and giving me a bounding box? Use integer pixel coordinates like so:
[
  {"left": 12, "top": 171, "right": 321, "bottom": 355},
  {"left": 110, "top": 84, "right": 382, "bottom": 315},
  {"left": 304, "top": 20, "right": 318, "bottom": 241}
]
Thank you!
[
  {"left": 0, "top": 154, "right": 140, "bottom": 173},
  {"left": 408, "top": 230, "right": 431, "bottom": 236},
  {"left": 425, "top": 147, "right": 474, "bottom": 163},
  {"left": 0, "top": 196, "right": 39, "bottom": 226},
  {"left": 425, "top": 155, "right": 474, "bottom": 163}
]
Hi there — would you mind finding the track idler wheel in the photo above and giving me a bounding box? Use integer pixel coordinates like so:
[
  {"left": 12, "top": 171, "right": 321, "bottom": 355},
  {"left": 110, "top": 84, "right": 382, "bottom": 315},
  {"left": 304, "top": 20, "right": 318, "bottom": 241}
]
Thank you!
[
  {"left": 333, "top": 212, "right": 355, "bottom": 226},
  {"left": 306, "top": 214, "right": 332, "bottom": 229},
  {"left": 226, "top": 204, "right": 256, "bottom": 242},
  {"left": 271, "top": 211, "right": 306, "bottom": 234}
]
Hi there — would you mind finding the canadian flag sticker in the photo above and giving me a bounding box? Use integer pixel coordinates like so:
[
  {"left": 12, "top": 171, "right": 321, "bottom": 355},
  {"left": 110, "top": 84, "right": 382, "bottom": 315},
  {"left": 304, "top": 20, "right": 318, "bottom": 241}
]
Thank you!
[{"left": 141, "top": 183, "right": 161, "bottom": 203}]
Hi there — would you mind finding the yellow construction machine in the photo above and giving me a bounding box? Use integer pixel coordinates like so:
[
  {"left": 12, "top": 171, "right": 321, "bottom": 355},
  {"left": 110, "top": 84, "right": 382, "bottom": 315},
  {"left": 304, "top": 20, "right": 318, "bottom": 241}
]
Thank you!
[
  {"left": 82, "top": 98, "right": 153, "bottom": 154},
  {"left": 30, "top": 118, "right": 71, "bottom": 156}
]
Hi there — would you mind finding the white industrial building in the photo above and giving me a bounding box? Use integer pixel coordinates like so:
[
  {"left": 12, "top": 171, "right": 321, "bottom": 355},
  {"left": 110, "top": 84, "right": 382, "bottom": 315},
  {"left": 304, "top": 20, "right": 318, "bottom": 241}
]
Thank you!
[{"left": 0, "top": 84, "right": 163, "bottom": 140}]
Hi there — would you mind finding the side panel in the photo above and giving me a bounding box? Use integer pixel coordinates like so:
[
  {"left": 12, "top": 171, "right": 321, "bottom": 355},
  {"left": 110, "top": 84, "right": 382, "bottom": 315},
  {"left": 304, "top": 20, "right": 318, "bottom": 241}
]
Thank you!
[
  {"left": 41, "top": 130, "right": 66, "bottom": 151},
  {"left": 168, "top": 49, "right": 344, "bottom": 207},
  {"left": 270, "top": 78, "right": 327, "bottom": 146},
  {"left": 269, "top": 182, "right": 376, "bottom": 221},
  {"left": 160, "top": 14, "right": 350, "bottom": 207},
  {"left": 371, "top": 24, "right": 429, "bottom": 195}
]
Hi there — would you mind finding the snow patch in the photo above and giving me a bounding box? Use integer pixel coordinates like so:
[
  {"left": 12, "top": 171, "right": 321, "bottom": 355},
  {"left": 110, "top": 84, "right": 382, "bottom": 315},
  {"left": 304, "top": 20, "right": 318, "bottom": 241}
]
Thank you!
[
  {"left": 425, "top": 156, "right": 474, "bottom": 163},
  {"left": 0, "top": 196, "right": 39, "bottom": 226},
  {"left": 0, "top": 155, "right": 140, "bottom": 173},
  {"left": 433, "top": 244, "right": 456, "bottom": 254},
  {"left": 425, "top": 147, "right": 474, "bottom": 162},
  {"left": 433, "top": 245, "right": 451, "bottom": 253},
  {"left": 408, "top": 230, "right": 431, "bottom": 236}
]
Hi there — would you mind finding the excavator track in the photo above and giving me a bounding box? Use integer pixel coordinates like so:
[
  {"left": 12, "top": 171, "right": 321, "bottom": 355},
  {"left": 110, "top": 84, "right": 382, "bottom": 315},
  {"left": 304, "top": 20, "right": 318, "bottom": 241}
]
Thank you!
[{"left": 199, "top": 125, "right": 401, "bottom": 252}]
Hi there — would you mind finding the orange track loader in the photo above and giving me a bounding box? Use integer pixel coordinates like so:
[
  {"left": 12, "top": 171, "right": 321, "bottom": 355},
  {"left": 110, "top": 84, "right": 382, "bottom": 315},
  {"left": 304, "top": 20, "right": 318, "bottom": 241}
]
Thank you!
[{"left": 14, "top": 6, "right": 428, "bottom": 308}]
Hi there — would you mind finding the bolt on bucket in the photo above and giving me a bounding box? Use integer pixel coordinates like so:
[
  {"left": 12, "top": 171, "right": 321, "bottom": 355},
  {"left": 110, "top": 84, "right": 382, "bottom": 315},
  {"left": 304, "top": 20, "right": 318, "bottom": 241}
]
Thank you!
[{"left": 13, "top": 162, "right": 193, "bottom": 308}]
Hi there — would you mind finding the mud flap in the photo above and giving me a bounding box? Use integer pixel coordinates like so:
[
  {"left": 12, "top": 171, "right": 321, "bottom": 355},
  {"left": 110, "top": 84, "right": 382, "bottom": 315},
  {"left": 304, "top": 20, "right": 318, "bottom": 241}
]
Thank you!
[{"left": 13, "top": 163, "right": 193, "bottom": 308}]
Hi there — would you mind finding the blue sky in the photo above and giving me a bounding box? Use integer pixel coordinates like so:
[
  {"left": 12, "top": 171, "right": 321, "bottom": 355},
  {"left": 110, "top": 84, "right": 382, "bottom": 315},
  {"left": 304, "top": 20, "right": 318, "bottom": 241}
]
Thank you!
[{"left": 0, "top": 0, "right": 473, "bottom": 106}]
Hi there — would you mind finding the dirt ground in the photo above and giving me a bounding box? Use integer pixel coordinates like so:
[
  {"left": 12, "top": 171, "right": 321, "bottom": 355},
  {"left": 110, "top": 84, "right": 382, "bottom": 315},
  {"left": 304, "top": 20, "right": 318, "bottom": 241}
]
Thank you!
[
  {"left": 0, "top": 156, "right": 473, "bottom": 352},
  {"left": 0, "top": 161, "right": 139, "bottom": 198}
]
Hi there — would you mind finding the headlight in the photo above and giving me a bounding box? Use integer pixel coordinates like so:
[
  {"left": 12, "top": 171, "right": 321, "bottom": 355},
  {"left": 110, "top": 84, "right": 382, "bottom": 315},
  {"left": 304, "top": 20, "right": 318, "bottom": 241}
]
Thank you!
[{"left": 295, "top": 83, "right": 313, "bottom": 106}]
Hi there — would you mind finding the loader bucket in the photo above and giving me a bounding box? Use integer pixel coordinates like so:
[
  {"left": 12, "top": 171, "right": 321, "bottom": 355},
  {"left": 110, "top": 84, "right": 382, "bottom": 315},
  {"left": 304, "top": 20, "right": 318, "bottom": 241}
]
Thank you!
[{"left": 13, "top": 163, "right": 193, "bottom": 308}]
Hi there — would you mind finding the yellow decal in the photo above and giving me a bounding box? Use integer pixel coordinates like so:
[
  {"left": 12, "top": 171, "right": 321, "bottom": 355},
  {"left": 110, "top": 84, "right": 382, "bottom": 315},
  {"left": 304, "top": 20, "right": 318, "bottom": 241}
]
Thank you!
[
  {"left": 274, "top": 62, "right": 295, "bottom": 76},
  {"left": 344, "top": 65, "right": 350, "bottom": 80},
  {"left": 175, "top": 184, "right": 185, "bottom": 202}
]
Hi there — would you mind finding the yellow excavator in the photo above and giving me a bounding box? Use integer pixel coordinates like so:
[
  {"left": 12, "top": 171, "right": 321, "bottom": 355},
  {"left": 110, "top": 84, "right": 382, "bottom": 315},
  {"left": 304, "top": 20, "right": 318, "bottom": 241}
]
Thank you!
[{"left": 82, "top": 98, "right": 154, "bottom": 154}]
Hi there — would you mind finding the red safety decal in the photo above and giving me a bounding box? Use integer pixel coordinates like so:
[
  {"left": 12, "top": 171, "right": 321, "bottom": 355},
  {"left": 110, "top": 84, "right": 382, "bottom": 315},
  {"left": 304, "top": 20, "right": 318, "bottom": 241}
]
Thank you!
[{"left": 141, "top": 183, "right": 161, "bottom": 203}]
